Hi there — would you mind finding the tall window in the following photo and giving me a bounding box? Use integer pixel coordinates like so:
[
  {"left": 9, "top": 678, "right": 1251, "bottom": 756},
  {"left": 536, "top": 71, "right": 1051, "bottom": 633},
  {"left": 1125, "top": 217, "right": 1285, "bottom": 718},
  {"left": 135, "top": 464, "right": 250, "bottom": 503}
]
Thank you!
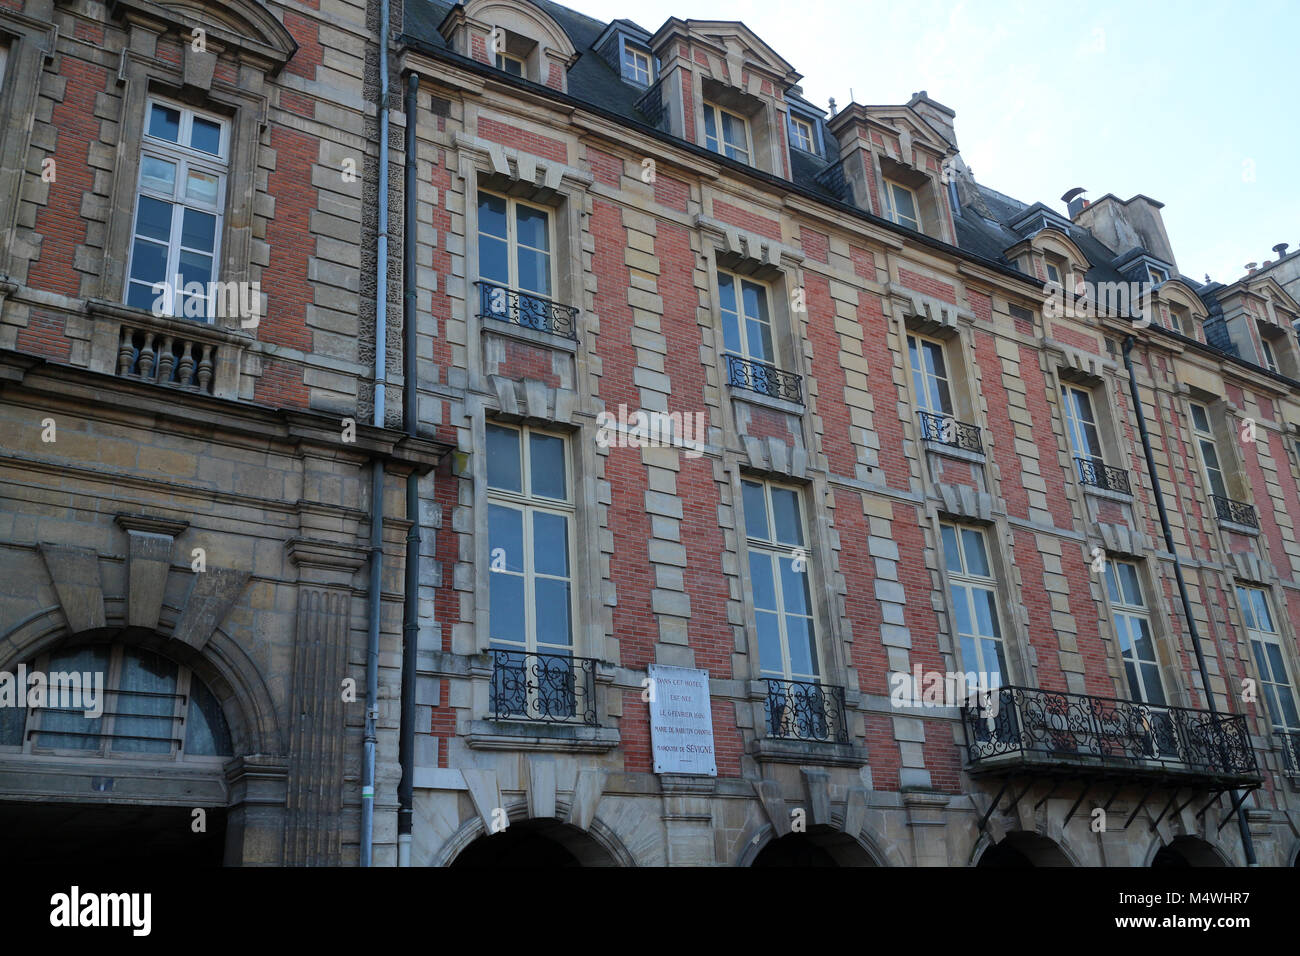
[
  {"left": 1169, "top": 304, "right": 1187, "bottom": 335},
  {"left": 718, "top": 271, "right": 773, "bottom": 364},
  {"left": 1105, "top": 561, "right": 1164, "bottom": 706},
  {"left": 621, "top": 44, "right": 651, "bottom": 85},
  {"left": 124, "top": 98, "right": 227, "bottom": 319},
  {"left": 883, "top": 180, "right": 919, "bottom": 231},
  {"left": 1189, "top": 402, "right": 1228, "bottom": 499},
  {"left": 788, "top": 115, "right": 815, "bottom": 153},
  {"left": 0, "top": 644, "right": 232, "bottom": 759},
  {"left": 941, "top": 523, "right": 1008, "bottom": 694},
  {"left": 703, "top": 102, "right": 750, "bottom": 163},
  {"left": 1260, "top": 336, "right": 1280, "bottom": 374},
  {"left": 486, "top": 423, "right": 573, "bottom": 661},
  {"left": 478, "top": 190, "right": 552, "bottom": 297},
  {"left": 1062, "top": 384, "right": 1104, "bottom": 469},
  {"left": 1237, "top": 585, "right": 1300, "bottom": 734},
  {"left": 907, "top": 333, "right": 953, "bottom": 416},
  {"left": 743, "top": 480, "right": 817, "bottom": 684},
  {"left": 495, "top": 52, "right": 525, "bottom": 76}
]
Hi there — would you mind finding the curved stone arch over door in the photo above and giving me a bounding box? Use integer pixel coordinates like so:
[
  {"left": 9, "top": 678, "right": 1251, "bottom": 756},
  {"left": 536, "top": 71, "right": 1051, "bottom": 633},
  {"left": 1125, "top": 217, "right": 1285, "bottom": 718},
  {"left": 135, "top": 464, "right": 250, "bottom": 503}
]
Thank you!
[{"left": 432, "top": 800, "right": 636, "bottom": 867}]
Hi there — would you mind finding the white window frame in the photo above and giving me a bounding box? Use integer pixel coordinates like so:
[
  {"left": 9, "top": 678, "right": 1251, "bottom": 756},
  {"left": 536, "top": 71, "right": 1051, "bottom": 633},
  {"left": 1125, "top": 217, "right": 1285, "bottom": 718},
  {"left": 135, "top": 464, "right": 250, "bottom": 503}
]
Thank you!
[
  {"left": 1189, "top": 401, "right": 1229, "bottom": 500},
  {"left": 1260, "top": 335, "right": 1280, "bottom": 373},
  {"left": 476, "top": 188, "right": 556, "bottom": 298},
  {"left": 703, "top": 101, "right": 751, "bottom": 164},
  {"left": 940, "top": 522, "right": 1009, "bottom": 697},
  {"left": 620, "top": 41, "right": 652, "bottom": 85},
  {"left": 1061, "top": 384, "right": 1104, "bottom": 465},
  {"left": 123, "top": 96, "right": 229, "bottom": 321},
  {"left": 717, "top": 269, "right": 775, "bottom": 365},
  {"left": 485, "top": 423, "right": 577, "bottom": 660},
  {"left": 1237, "top": 585, "right": 1300, "bottom": 734},
  {"left": 907, "top": 332, "right": 954, "bottom": 417},
  {"left": 1105, "top": 560, "right": 1166, "bottom": 706},
  {"left": 883, "top": 179, "right": 920, "bottom": 231},
  {"left": 788, "top": 115, "right": 816, "bottom": 154},
  {"left": 742, "top": 478, "right": 820, "bottom": 684},
  {"left": 495, "top": 52, "right": 525, "bottom": 77}
]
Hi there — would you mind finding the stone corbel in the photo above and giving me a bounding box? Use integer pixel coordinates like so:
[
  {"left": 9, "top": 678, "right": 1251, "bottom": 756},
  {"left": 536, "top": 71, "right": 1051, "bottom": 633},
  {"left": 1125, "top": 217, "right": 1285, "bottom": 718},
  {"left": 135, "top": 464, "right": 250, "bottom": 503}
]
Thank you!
[
  {"left": 488, "top": 375, "right": 579, "bottom": 425},
  {"left": 114, "top": 513, "right": 190, "bottom": 630},
  {"left": 934, "top": 483, "right": 997, "bottom": 523},
  {"left": 741, "top": 435, "right": 808, "bottom": 479}
]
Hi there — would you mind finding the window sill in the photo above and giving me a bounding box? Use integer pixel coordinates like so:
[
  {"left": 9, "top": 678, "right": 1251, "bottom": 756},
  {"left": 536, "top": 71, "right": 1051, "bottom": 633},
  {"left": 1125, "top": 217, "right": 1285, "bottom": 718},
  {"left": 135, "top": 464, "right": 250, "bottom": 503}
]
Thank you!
[
  {"left": 751, "top": 736, "right": 869, "bottom": 767},
  {"left": 1216, "top": 518, "right": 1260, "bottom": 537},
  {"left": 1082, "top": 483, "right": 1133, "bottom": 504},
  {"left": 465, "top": 719, "right": 620, "bottom": 753},
  {"left": 726, "top": 384, "right": 805, "bottom": 416},
  {"left": 922, "top": 439, "right": 985, "bottom": 464},
  {"left": 480, "top": 314, "right": 580, "bottom": 353}
]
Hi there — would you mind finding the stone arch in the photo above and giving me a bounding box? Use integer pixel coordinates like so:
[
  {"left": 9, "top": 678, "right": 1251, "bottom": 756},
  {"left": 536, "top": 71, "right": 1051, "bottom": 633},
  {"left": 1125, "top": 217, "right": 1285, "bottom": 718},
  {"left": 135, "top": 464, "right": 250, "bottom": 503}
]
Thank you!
[
  {"left": 734, "top": 808, "right": 900, "bottom": 867},
  {"left": 431, "top": 799, "right": 636, "bottom": 867},
  {"left": 113, "top": 0, "right": 298, "bottom": 73},
  {"left": 458, "top": 0, "right": 578, "bottom": 61},
  {"left": 1147, "top": 834, "right": 1232, "bottom": 868},
  {"left": 974, "top": 830, "right": 1077, "bottom": 867}
]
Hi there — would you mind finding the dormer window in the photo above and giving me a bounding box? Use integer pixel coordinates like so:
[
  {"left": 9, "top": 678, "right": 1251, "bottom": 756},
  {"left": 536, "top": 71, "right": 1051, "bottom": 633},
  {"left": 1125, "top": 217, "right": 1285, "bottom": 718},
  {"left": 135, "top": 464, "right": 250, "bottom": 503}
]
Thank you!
[
  {"left": 789, "top": 115, "right": 816, "bottom": 154},
  {"left": 1148, "top": 266, "right": 1167, "bottom": 286},
  {"left": 704, "top": 102, "right": 751, "bottom": 163},
  {"left": 1261, "top": 336, "right": 1280, "bottom": 373},
  {"left": 496, "top": 52, "right": 525, "bottom": 77},
  {"left": 621, "top": 44, "right": 652, "bottom": 86},
  {"left": 1169, "top": 304, "right": 1186, "bottom": 335},
  {"left": 883, "top": 179, "right": 920, "bottom": 231}
]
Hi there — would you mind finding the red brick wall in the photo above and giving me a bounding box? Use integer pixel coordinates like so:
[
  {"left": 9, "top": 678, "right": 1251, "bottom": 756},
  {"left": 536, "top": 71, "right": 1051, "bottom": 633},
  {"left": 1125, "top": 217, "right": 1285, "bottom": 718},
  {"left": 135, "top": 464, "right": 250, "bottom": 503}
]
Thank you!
[{"left": 477, "top": 116, "right": 566, "bottom": 164}]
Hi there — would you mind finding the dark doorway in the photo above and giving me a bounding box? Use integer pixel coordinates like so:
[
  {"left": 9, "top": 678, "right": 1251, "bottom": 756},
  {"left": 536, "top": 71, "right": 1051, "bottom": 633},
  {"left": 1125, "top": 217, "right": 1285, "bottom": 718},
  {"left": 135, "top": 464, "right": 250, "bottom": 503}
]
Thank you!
[
  {"left": 749, "top": 826, "right": 878, "bottom": 867},
  {"left": 977, "top": 833, "right": 1072, "bottom": 866},
  {"left": 1151, "top": 836, "right": 1227, "bottom": 867},
  {"left": 0, "top": 802, "right": 226, "bottom": 866}
]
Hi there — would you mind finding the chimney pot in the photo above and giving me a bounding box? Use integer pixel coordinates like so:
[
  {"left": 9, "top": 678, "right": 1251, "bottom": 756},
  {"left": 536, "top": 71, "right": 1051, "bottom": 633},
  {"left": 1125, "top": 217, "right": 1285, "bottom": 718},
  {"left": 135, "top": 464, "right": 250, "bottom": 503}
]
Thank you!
[
  {"left": 1274, "top": 242, "right": 1290, "bottom": 259},
  {"left": 1246, "top": 262, "right": 1258, "bottom": 273}
]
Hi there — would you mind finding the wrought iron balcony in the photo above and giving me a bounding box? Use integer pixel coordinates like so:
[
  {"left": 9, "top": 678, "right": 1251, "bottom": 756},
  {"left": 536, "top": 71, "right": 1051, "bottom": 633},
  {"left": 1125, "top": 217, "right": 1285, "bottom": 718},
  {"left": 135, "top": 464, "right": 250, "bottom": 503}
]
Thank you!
[
  {"left": 962, "top": 686, "right": 1260, "bottom": 786},
  {"left": 1074, "top": 456, "right": 1131, "bottom": 495},
  {"left": 489, "top": 650, "right": 597, "bottom": 725},
  {"left": 725, "top": 354, "right": 803, "bottom": 404},
  {"left": 477, "top": 280, "right": 579, "bottom": 340},
  {"left": 918, "top": 410, "right": 983, "bottom": 453},
  {"left": 1276, "top": 730, "right": 1300, "bottom": 777},
  {"left": 1210, "top": 494, "right": 1259, "bottom": 529},
  {"left": 763, "top": 678, "right": 849, "bottom": 743}
]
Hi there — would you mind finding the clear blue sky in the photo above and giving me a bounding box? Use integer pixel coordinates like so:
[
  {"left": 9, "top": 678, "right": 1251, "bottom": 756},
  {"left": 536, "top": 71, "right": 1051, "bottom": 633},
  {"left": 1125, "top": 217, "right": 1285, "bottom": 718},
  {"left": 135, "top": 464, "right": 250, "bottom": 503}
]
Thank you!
[{"left": 564, "top": 0, "right": 1298, "bottom": 285}]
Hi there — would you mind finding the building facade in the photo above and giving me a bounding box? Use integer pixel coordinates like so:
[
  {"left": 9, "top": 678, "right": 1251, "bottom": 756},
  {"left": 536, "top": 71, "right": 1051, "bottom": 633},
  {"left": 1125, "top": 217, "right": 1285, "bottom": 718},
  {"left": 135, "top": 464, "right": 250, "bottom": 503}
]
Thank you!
[{"left": 2, "top": 0, "right": 1299, "bottom": 867}]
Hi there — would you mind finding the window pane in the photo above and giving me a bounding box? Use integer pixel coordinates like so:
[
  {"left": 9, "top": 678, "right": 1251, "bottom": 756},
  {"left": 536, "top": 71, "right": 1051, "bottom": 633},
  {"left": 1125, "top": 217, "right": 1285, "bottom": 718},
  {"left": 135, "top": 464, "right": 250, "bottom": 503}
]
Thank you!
[
  {"left": 177, "top": 249, "right": 213, "bottom": 289},
  {"left": 185, "top": 169, "right": 219, "bottom": 206},
  {"left": 1123, "top": 661, "right": 1142, "bottom": 701},
  {"left": 184, "top": 676, "right": 232, "bottom": 756},
  {"left": 190, "top": 117, "right": 221, "bottom": 155},
  {"left": 1191, "top": 404, "right": 1210, "bottom": 433},
  {"left": 952, "top": 585, "right": 973, "bottom": 636},
  {"left": 1131, "top": 617, "right": 1156, "bottom": 662},
  {"left": 127, "top": 281, "right": 161, "bottom": 311},
  {"left": 478, "top": 235, "right": 509, "bottom": 286},
  {"left": 488, "top": 504, "right": 524, "bottom": 573},
  {"left": 148, "top": 103, "right": 180, "bottom": 142},
  {"left": 756, "top": 611, "right": 782, "bottom": 676},
  {"left": 892, "top": 184, "right": 917, "bottom": 221},
  {"left": 112, "top": 648, "right": 178, "bottom": 754},
  {"left": 534, "top": 578, "right": 572, "bottom": 649},
  {"left": 741, "top": 280, "right": 767, "bottom": 322},
  {"left": 486, "top": 425, "right": 521, "bottom": 492},
  {"left": 742, "top": 480, "right": 769, "bottom": 541},
  {"left": 140, "top": 155, "right": 177, "bottom": 194},
  {"left": 181, "top": 209, "right": 216, "bottom": 251},
  {"left": 981, "top": 638, "right": 1007, "bottom": 684},
  {"left": 718, "top": 272, "right": 738, "bottom": 316},
  {"left": 532, "top": 512, "right": 569, "bottom": 578},
  {"left": 515, "top": 246, "right": 551, "bottom": 297},
  {"left": 36, "top": 646, "right": 110, "bottom": 750},
  {"left": 1114, "top": 615, "right": 1133, "bottom": 656},
  {"left": 722, "top": 310, "right": 742, "bottom": 354},
  {"left": 489, "top": 572, "right": 525, "bottom": 646},
  {"left": 745, "top": 317, "right": 774, "bottom": 363},
  {"left": 1140, "top": 664, "right": 1165, "bottom": 705},
  {"left": 961, "top": 529, "right": 989, "bottom": 577},
  {"left": 1267, "top": 645, "right": 1289, "bottom": 689},
  {"left": 1104, "top": 562, "right": 1121, "bottom": 604},
  {"left": 771, "top": 488, "right": 803, "bottom": 546},
  {"left": 972, "top": 589, "right": 1000, "bottom": 638},
  {"left": 129, "top": 238, "right": 167, "bottom": 284},
  {"left": 1251, "top": 590, "right": 1274, "bottom": 632},
  {"left": 941, "top": 525, "right": 962, "bottom": 573},
  {"left": 785, "top": 615, "right": 817, "bottom": 679},
  {"left": 478, "top": 193, "right": 508, "bottom": 239},
  {"left": 515, "top": 205, "right": 549, "bottom": 251},
  {"left": 1118, "top": 563, "right": 1143, "bottom": 607},
  {"left": 779, "top": 556, "right": 809, "bottom": 615},
  {"left": 748, "top": 551, "right": 777, "bottom": 612},
  {"left": 135, "top": 195, "right": 173, "bottom": 242},
  {"left": 529, "top": 432, "right": 566, "bottom": 499},
  {"left": 704, "top": 107, "right": 719, "bottom": 149},
  {"left": 1236, "top": 587, "right": 1256, "bottom": 630}
]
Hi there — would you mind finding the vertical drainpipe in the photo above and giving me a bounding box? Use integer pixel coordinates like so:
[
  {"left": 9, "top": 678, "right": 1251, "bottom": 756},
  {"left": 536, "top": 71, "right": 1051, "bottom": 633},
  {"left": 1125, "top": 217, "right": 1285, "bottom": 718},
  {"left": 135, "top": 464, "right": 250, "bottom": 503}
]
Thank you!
[
  {"left": 362, "top": 0, "right": 392, "bottom": 868},
  {"left": 397, "top": 71, "right": 421, "bottom": 867},
  {"left": 1122, "top": 336, "right": 1257, "bottom": 865}
]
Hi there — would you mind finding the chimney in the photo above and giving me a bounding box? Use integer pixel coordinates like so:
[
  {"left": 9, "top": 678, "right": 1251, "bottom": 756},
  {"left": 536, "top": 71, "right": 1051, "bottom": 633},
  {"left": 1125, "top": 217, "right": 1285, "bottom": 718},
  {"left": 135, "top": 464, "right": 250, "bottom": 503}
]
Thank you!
[
  {"left": 1072, "top": 194, "right": 1178, "bottom": 272},
  {"left": 1273, "top": 242, "right": 1290, "bottom": 260},
  {"left": 1246, "top": 262, "right": 1258, "bottom": 274},
  {"left": 907, "top": 90, "right": 957, "bottom": 149},
  {"left": 1062, "top": 187, "right": 1087, "bottom": 218}
]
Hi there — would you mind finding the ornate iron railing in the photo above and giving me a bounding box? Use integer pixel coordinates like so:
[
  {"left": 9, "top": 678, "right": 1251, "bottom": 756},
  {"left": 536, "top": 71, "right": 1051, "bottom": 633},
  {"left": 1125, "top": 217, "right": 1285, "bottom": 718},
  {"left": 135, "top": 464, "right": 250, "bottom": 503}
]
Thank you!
[
  {"left": 1075, "top": 456, "right": 1131, "bottom": 495},
  {"left": 918, "top": 410, "right": 983, "bottom": 453},
  {"left": 1276, "top": 730, "right": 1300, "bottom": 776},
  {"left": 477, "top": 280, "right": 579, "bottom": 340},
  {"left": 763, "top": 678, "right": 849, "bottom": 743},
  {"left": 489, "top": 650, "right": 597, "bottom": 725},
  {"left": 1210, "top": 494, "right": 1259, "bottom": 529},
  {"left": 725, "top": 354, "right": 804, "bottom": 404},
  {"left": 962, "top": 686, "right": 1259, "bottom": 783}
]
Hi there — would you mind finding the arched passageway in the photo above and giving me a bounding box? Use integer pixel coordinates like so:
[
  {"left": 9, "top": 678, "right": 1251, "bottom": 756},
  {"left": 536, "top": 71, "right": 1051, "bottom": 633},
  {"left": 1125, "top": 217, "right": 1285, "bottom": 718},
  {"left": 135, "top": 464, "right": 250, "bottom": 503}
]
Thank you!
[
  {"left": 1151, "top": 836, "right": 1228, "bottom": 867},
  {"left": 450, "top": 819, "right": 620, "bottom": 867},
  {"left": 750, "top": 826, "right": 879, "bottom": 867},
  {"left": 977, "top": 833, "right": 1073, "bottom": 867}
]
